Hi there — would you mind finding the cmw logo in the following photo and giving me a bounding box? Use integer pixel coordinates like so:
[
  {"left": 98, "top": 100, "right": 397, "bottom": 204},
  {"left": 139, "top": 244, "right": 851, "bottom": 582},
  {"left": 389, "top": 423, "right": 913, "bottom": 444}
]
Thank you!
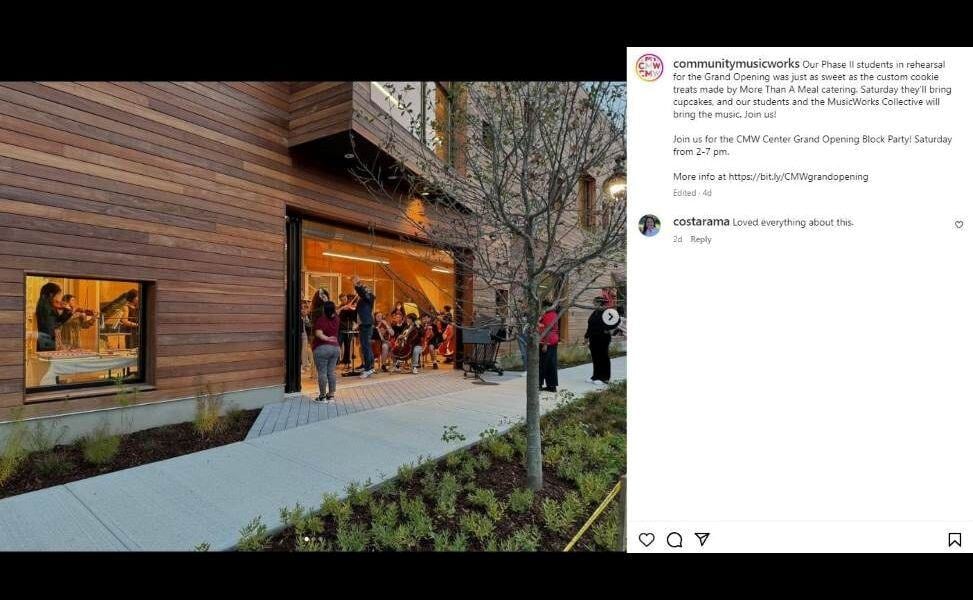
[{"left": 636, "top": 53, "right": 664, "bottom": 82}]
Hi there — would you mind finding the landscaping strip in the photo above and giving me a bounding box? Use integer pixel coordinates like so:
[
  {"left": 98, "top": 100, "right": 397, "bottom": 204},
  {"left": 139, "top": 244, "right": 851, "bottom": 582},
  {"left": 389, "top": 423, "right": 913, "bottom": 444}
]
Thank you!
[{"left": 243, "top": 381, "right": 627, "bottom": 552}]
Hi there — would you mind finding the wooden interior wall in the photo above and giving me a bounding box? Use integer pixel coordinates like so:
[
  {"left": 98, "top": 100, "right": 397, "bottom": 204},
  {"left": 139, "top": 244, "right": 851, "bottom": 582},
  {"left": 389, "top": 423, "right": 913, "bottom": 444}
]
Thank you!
[{"left": 0, "top": 82, "right": 437, "bottom": 420}]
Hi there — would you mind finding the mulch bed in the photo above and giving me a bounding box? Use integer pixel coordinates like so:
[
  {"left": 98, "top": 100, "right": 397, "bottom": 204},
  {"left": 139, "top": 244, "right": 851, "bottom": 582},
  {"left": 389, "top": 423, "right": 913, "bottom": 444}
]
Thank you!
[
  {"left": 0, "top": 409, "right": 260, "bottom": 501},
  {"left": 265, "top": 447, "right": 582, "bottom": 552},
  {"left": 265, "top": 383, "right": 627, "bottom": 552}
]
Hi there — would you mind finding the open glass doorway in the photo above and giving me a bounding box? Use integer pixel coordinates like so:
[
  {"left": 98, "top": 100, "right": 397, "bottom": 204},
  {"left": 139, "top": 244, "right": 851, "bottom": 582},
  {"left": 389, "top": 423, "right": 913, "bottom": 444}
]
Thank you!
[{"left": 286, "top": 215, "right": 461, "bottom": 393}]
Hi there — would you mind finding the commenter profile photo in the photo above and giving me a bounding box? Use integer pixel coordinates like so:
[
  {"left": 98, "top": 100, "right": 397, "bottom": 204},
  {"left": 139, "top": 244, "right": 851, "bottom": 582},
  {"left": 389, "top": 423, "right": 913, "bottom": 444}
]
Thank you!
[{"left": 639, "top": 214, "right": 660, "bottom": 237}]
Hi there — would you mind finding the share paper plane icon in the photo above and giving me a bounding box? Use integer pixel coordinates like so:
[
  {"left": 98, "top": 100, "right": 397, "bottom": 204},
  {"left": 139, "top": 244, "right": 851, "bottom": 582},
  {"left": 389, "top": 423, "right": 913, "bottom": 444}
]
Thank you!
[{"left": 695, "top": 532, "right": 710, "bottom": 547}]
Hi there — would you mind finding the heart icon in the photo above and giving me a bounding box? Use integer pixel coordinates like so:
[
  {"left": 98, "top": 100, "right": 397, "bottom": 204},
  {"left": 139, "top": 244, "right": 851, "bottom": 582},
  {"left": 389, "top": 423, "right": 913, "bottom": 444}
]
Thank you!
[
  {"left": 956, "top": 220, "right": 965, "bottom": 229},
  {"left": 638, "top": 532, "right": 655, "bottom": 547}
]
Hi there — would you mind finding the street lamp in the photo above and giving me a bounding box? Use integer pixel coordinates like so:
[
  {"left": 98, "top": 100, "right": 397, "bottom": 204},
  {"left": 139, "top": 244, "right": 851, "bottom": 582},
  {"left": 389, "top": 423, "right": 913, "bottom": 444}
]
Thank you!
[{"left": 603, "top": 155, "right": 627, "bottom": 202}]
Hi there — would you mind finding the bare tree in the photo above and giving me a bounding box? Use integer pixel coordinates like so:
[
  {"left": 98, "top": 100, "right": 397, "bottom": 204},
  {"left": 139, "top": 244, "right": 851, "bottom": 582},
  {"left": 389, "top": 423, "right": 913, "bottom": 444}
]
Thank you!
[{"left": 352, "top": 81, "right": 626, "bottom": 490}]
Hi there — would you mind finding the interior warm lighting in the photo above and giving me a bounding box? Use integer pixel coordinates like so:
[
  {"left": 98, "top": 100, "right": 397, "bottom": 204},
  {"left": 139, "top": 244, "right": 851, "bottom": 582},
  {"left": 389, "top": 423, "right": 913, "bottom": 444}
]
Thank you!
[
  {"left": 431, "top": 266, "right": 453, "bottom": 274},
  {"left": 322, "top": 251, "right": 390, "bottom": 265}
]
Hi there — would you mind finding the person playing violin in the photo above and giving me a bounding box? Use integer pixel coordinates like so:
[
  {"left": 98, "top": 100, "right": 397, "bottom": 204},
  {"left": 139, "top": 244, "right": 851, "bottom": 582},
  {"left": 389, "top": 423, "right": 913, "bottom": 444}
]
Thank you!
[
  {"left": 35, "top": 282, "right": 74, "bottom": 352},
  {"left": 59, "top": 294, "right": 97, "bottom": 350}
]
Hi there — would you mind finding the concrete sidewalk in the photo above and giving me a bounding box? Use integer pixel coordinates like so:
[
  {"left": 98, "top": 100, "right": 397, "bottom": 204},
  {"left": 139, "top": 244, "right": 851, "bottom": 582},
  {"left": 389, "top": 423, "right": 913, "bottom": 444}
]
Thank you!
[{"left": 0, "top": 357, "right": 625, "bottom": 551}]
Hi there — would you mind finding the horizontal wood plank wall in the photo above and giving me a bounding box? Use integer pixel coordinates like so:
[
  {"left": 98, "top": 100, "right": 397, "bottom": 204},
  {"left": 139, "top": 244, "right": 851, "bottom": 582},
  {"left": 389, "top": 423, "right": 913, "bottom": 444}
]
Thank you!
[
  {"left": 0, "top": 81, "right": 434, "bottom": 420},
  {"left": 287, "top": 82, "right": 353, "bottom": 147}
]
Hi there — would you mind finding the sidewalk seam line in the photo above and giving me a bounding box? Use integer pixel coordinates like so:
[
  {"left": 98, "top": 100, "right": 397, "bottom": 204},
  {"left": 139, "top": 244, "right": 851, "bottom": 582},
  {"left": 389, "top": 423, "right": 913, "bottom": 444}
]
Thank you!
[{"left": 63, "top": 485, "right": 133, "bottom": 551}]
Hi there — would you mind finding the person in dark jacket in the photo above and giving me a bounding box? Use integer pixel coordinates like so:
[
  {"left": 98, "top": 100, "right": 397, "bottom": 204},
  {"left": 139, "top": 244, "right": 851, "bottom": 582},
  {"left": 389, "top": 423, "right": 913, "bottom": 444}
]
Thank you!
[
  {"left": 352, "top": 274, "right": 376, "bottom": 377},
  {"left": 585, "top": 296, "right": 613, "bottom": 385},
  {"left": 35, "top": 282, "right": 73, "bottom": 351},
  {"left": 337, "top": 293, "right": 358, "bottom": 366}
]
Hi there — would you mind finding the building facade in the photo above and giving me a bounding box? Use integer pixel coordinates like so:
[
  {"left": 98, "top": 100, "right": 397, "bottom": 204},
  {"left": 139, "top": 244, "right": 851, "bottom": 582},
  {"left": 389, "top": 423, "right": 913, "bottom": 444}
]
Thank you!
[{"left": 0, "top": 82, "right": 623, "bottom": 440}]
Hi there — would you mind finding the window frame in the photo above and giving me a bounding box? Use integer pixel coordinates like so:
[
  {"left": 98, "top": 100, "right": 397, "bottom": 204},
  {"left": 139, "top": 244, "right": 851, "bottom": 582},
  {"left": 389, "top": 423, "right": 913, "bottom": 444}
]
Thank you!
[
  {"left": 578, "top": 173, "right": 597, "bottom": 230},
  {"left": 24, "top": 273, "right": 150, "bottom": 396}
]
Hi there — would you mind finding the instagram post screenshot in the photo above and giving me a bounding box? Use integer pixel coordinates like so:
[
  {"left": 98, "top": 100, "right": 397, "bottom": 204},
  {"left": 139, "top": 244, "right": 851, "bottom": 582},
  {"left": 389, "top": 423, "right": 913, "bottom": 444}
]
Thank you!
[
  {"left": 629, "top": 46, "right": 970, "bottom": 554},
  {"left": 2, "top": 25, "right": 972, "bottom": 577}
]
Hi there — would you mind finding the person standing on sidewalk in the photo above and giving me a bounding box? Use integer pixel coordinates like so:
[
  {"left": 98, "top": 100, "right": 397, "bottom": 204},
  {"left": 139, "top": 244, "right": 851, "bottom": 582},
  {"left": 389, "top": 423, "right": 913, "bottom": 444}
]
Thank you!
[
  {"left": 312, "top": 300, "right": 340, "bottom": 403},
  {"left": 585, "top": 296, "right": 613, "bottom": 385},
  {"left": 538, "top": 299, "right": 560, "bottom": 392},
  {"left": 352, "top": 274, "right": 376, "bottom": 378}
]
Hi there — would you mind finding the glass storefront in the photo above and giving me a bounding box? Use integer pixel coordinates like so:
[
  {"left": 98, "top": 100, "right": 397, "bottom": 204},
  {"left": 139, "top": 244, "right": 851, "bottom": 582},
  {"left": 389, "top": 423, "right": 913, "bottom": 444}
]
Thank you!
[{"left": 24, "top": 275, "right": 144, "bottom": 391}]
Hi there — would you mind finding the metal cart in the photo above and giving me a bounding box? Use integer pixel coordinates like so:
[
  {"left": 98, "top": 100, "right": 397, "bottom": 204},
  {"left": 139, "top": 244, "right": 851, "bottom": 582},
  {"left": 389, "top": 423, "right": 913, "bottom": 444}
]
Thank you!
[{"left": 460, "top": 326, "right": 505, "bottom": 380}]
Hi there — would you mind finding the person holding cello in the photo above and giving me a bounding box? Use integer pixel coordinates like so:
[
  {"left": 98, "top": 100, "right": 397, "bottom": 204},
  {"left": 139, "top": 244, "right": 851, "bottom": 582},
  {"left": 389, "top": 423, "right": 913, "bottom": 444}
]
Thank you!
[
  {"left": 391, "top": 313, "right": 422, "bottom": 374},
  {"left": 373, "top": 311, "right": 394, "bottom": 372}
]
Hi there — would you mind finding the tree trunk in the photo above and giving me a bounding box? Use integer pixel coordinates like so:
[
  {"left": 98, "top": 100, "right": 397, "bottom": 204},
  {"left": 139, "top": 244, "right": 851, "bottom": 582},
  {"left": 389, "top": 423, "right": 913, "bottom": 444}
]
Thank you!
[{"left": 525, "top": 330, "right": 543, "bottom": 490}]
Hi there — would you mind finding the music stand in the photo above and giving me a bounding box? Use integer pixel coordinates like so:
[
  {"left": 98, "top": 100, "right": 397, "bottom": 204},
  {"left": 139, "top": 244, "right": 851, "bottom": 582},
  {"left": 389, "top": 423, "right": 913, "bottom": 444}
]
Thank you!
[{"left": 341, "top": 329, "right": 362, "bottom": 377}]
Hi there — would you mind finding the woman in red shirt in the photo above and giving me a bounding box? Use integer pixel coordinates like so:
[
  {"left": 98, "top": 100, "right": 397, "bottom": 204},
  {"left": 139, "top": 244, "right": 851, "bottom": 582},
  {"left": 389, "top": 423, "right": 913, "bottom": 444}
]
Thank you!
[
  {"left": 538, "top": 299, "right": 560, "bottom": 392},
  {"left": 312, "top": 300, "right": 341, "bottom": 403}
]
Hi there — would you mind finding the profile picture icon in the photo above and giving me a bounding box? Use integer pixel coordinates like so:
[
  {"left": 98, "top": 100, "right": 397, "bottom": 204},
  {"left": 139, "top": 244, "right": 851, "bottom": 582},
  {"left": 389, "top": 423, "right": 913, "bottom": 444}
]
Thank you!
[
  {"left": 639, "top": 214, "right": 661, "bottom": 237},
  {"left": 636, "top": 53, "right": 664, "bottom": 82}
]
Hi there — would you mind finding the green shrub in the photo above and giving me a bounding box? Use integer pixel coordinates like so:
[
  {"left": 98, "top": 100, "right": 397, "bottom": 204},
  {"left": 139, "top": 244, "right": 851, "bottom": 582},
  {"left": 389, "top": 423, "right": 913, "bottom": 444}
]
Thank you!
[
  {"left": 27, "top": 420, "right": 67, "bottom": 453},
  {"left": 400, "top": 496, "right": 434, "bottom": 540},
  {"left": 542, "top": 492, "right": 584, "bottom": 536},
  {"left": 320, "top": 493, "right": 353, "bottom": 524},
  {"left": 541, "top": 498, "right": 567, "bottom": 534},
  {"left": 369, "top": 500, "right": 399, "bottom": 531},
  {"left": 441, "top": 425, "right": 466, "bottom": 443},
  {"left": 475, "top": 453, "right": 491, "bottom": 471},
  {"left": 434, "top": 473, "right": 460, "bottom": 518},
  {"left": 279, "top": 503, "right": 324, "bottom": 539},
  {"left": 396, "top": 460, "right": 417, "bottom": 484},
  {"left": 560, "top": 491, "right": 584, "bottom": 525},
  {"left": 556, "top": 454, "right": 585, "bottom": 483},
  {"left": 0, "top": 413, "right": 29, "bottom": 487},
  {"left": 237, "top": 516, "right": 270, "bottom": 551},
  {"left": 590, "top": 505, "right": 620, "bottom": 551},
  {"left": 436, "top": 472, "right": 460, "bottom": 499},
  {"left": 345, "top": 480, "right": 372, "bottom": 508},
  {"left": 431, "top": 531, "right": 468, "bottom": 552},
  {"left": 193, "top": 384, "right": 225, "bottom": 437},
  {"left": 480, "top": 433, "right": 514, "bottom": 462},
  {"left": 467, "top": 488, "right": 505, "bottom": 522},
  {"left": 194, "top": 542, "right": 211, "bottom": 552},
  {"left": 508, "top": 488, "right": 535, "bottom": 514},
  {"left": 371, "top": 522, "right": 415, "bottom": 551},
  {"left": 457, "top": 454, "right": 478, "bottom": 481},
  {"left": 508, "top": 428, "right": 528, "bottom": 459},
  {"left": 335, "top": 522, "right": 369, "bottom": 552},
  {"left": 576, "top": 471, "right": 612, "bottom": 506},
  {"left": 81, "top": 424, "right": 120, "bottom": 466},
  {"left": 459, "top": 511, "right": 495, "bottom": 543},
  {"left": 224, "top": 407, "right": 246, "bottom": 428},
  {"left": 498, "top": 525, "right": 541, "bottom": 552},
  {"left": 444, "top": 451, "right": 463, "bottom": 468},
  {"left": 419, "top": 469, "right": 439, "bottom": 498},
  {"left": 543, "top": 444, "right": 565, "bottom": 467},
  {"left": 32, "top": 451, "right": 74, "bottom": 479}
]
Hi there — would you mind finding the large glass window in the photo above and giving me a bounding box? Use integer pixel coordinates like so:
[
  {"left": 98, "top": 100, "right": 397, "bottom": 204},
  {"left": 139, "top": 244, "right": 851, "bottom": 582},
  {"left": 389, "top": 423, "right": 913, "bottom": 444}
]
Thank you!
[
  {"left": 370, "top": 81, "right": 452, "bottom": 160},
  {"left": 24, "top": 275, "right": 145, "bottom": 392},
  {"left": 302, "top": 221, "right": 455, "bottom": 317}
]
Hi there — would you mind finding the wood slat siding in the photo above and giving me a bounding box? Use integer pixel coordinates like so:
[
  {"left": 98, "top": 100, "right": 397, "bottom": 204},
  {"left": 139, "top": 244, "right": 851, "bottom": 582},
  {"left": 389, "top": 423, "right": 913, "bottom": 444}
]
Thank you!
[
  {"left": 286, "top": 82, "right": 354, "bottom": 147},
  {"left": 0, "top": 81, "right": 440, "bottom": 420}
]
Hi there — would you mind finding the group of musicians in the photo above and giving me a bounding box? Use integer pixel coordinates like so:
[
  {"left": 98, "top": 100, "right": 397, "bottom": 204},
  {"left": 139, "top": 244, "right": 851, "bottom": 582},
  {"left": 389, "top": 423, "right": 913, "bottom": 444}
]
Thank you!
[
  {"left": 300, "top": 276, "right": 457, "bottom": 387},
  {"left": 34, "top": 282, "right": 140, "bottom": 353}
]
